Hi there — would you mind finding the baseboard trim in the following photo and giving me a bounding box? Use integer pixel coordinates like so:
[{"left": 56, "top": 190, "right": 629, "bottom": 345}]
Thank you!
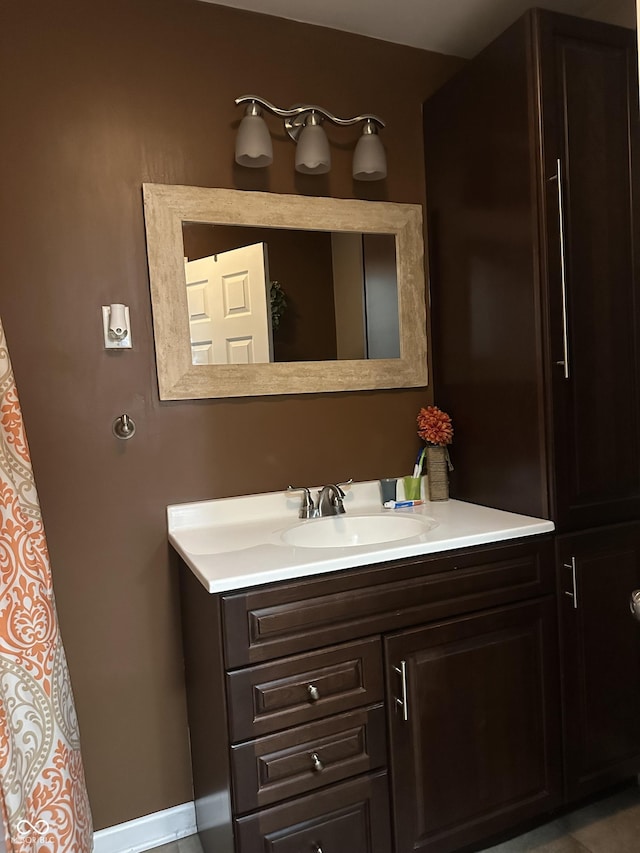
[{"left": 93, "top": 802, "right": 197, "bottom": 853}]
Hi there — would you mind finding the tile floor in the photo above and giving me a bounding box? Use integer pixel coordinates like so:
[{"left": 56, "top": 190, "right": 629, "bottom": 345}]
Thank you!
[
  {"left": 480, "top": 785, "right": 640, "bottom": 852},
  {"left": 154, "top": 784, "right": 640, "bottom": 853}
]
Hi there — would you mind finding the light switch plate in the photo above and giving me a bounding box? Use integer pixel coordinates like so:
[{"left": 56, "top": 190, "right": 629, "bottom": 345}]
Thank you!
[{"left": 102, "top": 305, "right": 132, "bottom": 349}]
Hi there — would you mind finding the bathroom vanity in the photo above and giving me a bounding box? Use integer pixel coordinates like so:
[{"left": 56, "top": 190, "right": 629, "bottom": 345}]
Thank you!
[{"left": 172, "top": 484, "right": 559, "bottom": 853}]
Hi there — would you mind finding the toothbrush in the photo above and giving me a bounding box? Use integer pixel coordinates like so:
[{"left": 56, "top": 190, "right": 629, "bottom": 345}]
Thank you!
[{"left": 412, "top": 448, "right": 426, "bottom": 478}]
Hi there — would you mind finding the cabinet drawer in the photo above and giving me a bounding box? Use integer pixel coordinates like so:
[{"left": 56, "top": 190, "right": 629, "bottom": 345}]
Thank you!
[
  {"left": 231, "top": 704, "right": 387, "bottom": 813},
  {"left": 234, "top": 770, "right": 391, "bottom": 853},
  {"left": 227, "top": 637, "right": 383, "bottom": 742},
  {"left": 223, "top": 538, "right": 554, "bottom": 667}
]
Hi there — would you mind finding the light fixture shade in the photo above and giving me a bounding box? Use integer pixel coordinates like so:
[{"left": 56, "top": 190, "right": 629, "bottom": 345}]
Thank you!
[
  {"left": 235, "top": 113, "right": 273, "bottom": 168},
  {"left": 295, "top": 120, "right": 331, "bottom": 175},
  {"left": 352, "top": 128, "right": 387, "bottom": 181}
]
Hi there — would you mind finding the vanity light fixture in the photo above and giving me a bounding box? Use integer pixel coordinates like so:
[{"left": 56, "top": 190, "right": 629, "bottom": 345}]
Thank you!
[{"left": 234, "top": 95, "right": 387, "bottom": 181}]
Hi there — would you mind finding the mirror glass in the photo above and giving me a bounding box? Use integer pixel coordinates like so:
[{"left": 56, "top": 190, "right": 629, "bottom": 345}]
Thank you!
[
  {"left": 143, "top": 184, "right": 428, "bottom": 399},
  {"left": 182, "top": 222, "right": 399, "bottom": 366}
]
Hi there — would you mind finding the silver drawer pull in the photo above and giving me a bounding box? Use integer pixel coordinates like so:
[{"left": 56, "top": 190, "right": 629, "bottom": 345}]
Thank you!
[
  {"left": 307, "top": 684, "right": 320, "bottom": 702},
  {"left": 393, "top": 661, "right": 409, "bottom": 722},
  {"left": 311, "top": 845, "right": 323, "bottom": 853},
  {"left": 310, "top": 752, "right": 324, "bottom": 772},
  {"left": 564, "top": 557, "right": 578, "bottom": 609},
  {"left": 549, "top": 157, "right": 570, "bottom": 380}
]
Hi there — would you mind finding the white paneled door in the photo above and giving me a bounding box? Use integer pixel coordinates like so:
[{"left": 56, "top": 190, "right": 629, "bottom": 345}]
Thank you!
[{"left": 184, "top": 242, "right": 273, "bottom": 365}]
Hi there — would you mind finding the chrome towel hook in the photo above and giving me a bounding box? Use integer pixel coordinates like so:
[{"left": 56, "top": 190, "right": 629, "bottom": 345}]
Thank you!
[{"left": 112, "top": 414, "right": 136, "bottom": 440}]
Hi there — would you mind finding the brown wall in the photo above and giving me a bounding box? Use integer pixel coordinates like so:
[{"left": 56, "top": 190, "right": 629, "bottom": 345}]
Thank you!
[{"left": 0, "top": 0, "right": 463, "bottom": 831}]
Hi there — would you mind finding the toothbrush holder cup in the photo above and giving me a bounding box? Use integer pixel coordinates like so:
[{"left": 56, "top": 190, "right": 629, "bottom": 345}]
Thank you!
[
  {"left": 379, "top": 478, "right": 398, "bottom": 503},
  {"left": 403, "top": 476, "right": 422, "bottom": 501}
]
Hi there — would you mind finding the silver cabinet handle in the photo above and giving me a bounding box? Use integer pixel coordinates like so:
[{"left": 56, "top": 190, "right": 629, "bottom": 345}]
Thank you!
[
  {"left": 549, "top": 158, "right": 570, "bottom": 380},
  {"left": 311, "top": 845, "right": 323, "bottom": 853},
  {"left": 564, "top": 557, "right": 578, "bottom": 609},
  {"left": 310, "top": 752, "right": 324, "bottom": 772},
  {"left": 307, "top": 684, "right": 320, "bottom": 702},
  {"left": 393, "top": 661, "right": 409, "bottom": 722},
  {"left": 630, "top": 590, "right": 640, "bottom": 621}
]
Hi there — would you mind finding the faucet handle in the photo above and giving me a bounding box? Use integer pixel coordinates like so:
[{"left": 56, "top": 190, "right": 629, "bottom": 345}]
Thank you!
[
  {"left": 335, "top": 478, "right": 353, "bottom": 498},
  {"left": 287, "top": 485, "right": 317, "bottom": 519}
]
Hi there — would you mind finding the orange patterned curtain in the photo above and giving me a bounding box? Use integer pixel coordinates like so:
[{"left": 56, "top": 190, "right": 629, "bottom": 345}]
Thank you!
[{"left": 0, "top": 319, "right": 92, "bottom": 853}]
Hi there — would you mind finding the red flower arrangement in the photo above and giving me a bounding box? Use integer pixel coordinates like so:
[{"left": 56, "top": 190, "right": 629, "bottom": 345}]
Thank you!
[{"left": 417, "top": 406, "right": 453, "bottom": 447}]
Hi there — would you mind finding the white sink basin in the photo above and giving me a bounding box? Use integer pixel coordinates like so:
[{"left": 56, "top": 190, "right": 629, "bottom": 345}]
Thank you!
[{"left": 282, "top": 513, "right": 437, "bottom": 549}]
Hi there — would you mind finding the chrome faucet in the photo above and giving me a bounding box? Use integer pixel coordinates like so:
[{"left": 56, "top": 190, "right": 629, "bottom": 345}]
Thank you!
[
  {"left": 317, "top": 484, "right": 347, "bottom": 517},
  {"left": 287, "top": 479, "right": 352, "bottom": 519}
]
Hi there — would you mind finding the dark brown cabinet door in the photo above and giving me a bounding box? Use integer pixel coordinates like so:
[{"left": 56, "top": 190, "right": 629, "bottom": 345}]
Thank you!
[
  {"left": 557, "top": 524, "right": 640, "bottom": 801},
  {"left": 539, "top": 14, "right": 640, "bottom": 531},
  {"left": 385, "top": 599, "right": 562, "bottom": 853},
  {"left": 424, "top": 11, "right": 640, "bottom": 532}
]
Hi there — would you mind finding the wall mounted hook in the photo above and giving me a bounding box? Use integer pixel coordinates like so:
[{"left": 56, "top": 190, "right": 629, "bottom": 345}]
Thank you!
[{"left": 113, "top": 414, "right": 136, "bottom": 440}]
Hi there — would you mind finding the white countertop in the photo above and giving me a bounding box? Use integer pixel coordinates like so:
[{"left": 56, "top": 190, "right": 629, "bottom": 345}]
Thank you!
[{"left": 168, "top": 480, "right": 555, "bottom": 593}]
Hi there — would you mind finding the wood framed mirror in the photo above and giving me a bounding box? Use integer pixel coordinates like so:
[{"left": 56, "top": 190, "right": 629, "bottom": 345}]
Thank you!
[{"left": 143, "top": 184, "right": 428, "bottom": 399}]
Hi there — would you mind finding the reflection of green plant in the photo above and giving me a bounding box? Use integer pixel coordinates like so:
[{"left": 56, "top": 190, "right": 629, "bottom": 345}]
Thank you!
[{"left": 270, "top": 280, "right": 287, "bottom": 331}]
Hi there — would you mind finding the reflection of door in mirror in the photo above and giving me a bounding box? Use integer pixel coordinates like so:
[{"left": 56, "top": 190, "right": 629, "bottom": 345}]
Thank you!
[
  {"left": 184, "top": 243, "right": 274, "bottom": 365},
  {"left": 182, "top": 222, "right": 399, "bottom": 364}
]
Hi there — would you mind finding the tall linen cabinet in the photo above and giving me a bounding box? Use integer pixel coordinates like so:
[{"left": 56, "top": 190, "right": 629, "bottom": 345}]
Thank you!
[{"left": 424, "top": 9, "right": 640, "bottom": 803}]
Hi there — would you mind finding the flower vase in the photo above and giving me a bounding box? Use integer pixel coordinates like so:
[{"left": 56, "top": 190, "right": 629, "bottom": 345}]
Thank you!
[{"left": 426, "top": 445, "right": 449, "bottom": 501}]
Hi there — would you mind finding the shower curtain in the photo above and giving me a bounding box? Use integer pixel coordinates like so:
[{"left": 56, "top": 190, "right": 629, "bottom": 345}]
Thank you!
[{"left": 0, "top": 318, "right": 92, "bottom": 853}]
